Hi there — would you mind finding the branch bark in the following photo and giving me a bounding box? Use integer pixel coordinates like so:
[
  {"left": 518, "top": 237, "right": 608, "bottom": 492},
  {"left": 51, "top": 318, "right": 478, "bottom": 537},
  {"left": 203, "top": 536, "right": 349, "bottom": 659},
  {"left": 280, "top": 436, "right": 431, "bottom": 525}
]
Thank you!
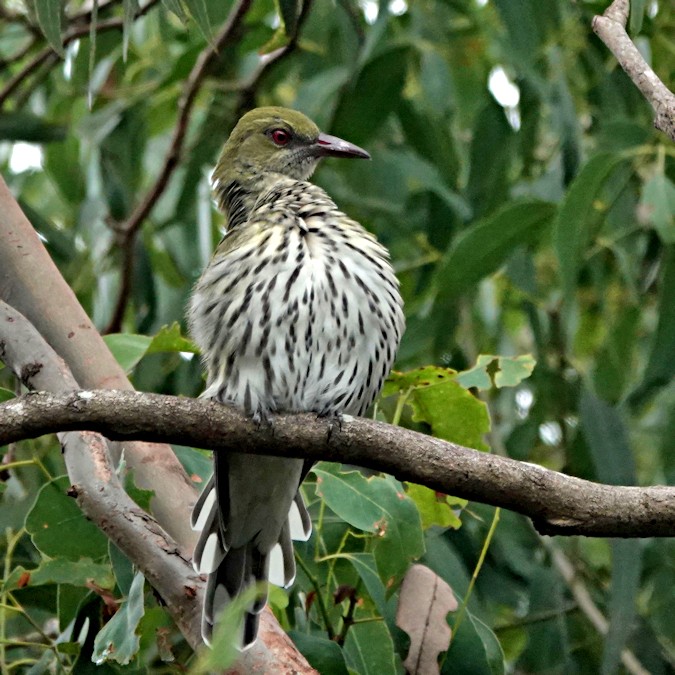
[
  {"left": 592, "top": 0, "right": 675, "bottom": 142},
  {"left": 1, "top": 390, "right": 673, "bottom": 539}
]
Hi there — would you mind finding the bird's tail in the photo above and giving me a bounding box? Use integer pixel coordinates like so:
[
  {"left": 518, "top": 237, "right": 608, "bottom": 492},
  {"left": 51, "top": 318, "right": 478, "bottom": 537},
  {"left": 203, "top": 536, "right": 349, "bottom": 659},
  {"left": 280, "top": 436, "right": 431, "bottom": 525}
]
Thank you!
[{"left": 191, "top": 475, "right": 312, "bottom": 648}]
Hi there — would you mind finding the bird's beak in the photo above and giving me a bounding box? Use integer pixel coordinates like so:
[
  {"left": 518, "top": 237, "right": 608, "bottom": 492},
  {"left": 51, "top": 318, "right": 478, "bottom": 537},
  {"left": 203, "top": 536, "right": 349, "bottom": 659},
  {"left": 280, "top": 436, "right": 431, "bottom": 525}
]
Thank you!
[{"left": 314, "top": 132, "right": 370, "bottom": 160}]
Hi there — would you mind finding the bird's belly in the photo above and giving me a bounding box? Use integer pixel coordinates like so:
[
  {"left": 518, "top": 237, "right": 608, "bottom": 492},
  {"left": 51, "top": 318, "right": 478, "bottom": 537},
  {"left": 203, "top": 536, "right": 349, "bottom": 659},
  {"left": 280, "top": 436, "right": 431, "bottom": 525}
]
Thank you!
[{"left": 193, "top": 230, "right": 400, "bottom": 418}]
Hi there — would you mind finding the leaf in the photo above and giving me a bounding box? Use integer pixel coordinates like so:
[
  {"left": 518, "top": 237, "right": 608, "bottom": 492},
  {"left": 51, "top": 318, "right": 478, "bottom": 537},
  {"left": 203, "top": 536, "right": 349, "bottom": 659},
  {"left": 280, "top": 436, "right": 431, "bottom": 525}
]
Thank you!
[
  {"left": 435, "top": 201, "right": 555, "bottom": 306},
  {"left": 396, "top": 564, "right": 457, "bottom": 675},
  {"left": 343, "top": 620, "right": 399, "bottom": 675},
  {"left": 331, "top": 46, "right": 411, "bottom": 146},
  {"left": 290, "top": 632, "right": 349, "bottom": 675},
  {"left": 4, "top": 558, "right": 113, "bottom": 592},
  {"left": 34, "top": 0, "right": 65, "bottom": 56},
  {"left": 183, "top": 0, "right": 212, "bottom": 44},
  {"left": 0, "top": 387, "right": 15, "bottom": 402},
  {"left": 92, "top": 571, "right": 146, "bottom": 665},
  {"left": 455, "top": 355, "right": 536, "bottom": 391},
  {"left": 339, "top": 553, "right": 389, "bottom": 618},
  {"left": 0, "top": 112, "right": 67, "bottom": 142},
  {"left": 580, "top": 387, "right": 636, "bottom": 485},
  {"left": 122, "top": 0, "right": 140, "bottom": 62},
  {"left": 553, "top": 152, "right": 627, "bottom": 302},
  {"left": 276, "top": 0, "right": 299, "bottom": 37},
  {"left": 630, "top": 248, "right": 675, "bottom": 404},
  {"left": 406, "top": 484, "right": 464, "bottom": 530},
  {"left": 103, "top": 333, "right": 152, "bottom": 372},
  {"left": 444, "top": 610, "right": 505, "bottom": 675},
  {"left": 602, "top": 540, "right": 642, "bottom": 673},
  {"left": 123, "top": 467, "right": 155, "bottom": 512},
  {"left": 161, "top": 0, "right": 187, "bottom": 22},
  {"left": 640, "top": 174, "right": 675, "bottom": 243},
  {"left": 384, "top": 367, "right": 490, "bottom": 451},
  {"left": 25, "top": 476, "right": 108, "bottom": 561},
  {"left": 313, "top": 465, "right": 424, "bottom": 587},
  {"left": 146, "top": 322, "right": 199, "bottom": 354}
]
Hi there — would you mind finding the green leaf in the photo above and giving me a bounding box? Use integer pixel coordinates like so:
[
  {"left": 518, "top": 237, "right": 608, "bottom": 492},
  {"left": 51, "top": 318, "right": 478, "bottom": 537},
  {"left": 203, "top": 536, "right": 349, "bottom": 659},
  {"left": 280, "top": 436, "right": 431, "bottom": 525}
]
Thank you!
[
  {"left": 161, "top": 0, "right": 187, "bottom": 22},
  {"left": 343, "top": 620, "right": 399, "bottom": 675},
  {"left": 630, "top": 247, "right": 675, "bottom": 404},
  {"left": 313, "top": 465, "right": 424, "bottom": 587},
  {"left": 0, "top": 112, "right": 66, "bottom": 142},
  {"left": 384, "top": 367, "right": 490, "bottom": 450},
  {"left": 290, "top": 632, "right": 349, "bottom": 675},
  {"left": 435, "top": 201, "right": 555, "bottom": 305},
  {"left": 146, "top": 322, "right": 199, "bottom": 354},
  {"left": 25, "top": 476, "right": 108, "bottom": 560},
  {"left": 183, "top": 0, "right": 212, "bottom": 44},
  {"left": 123, "top": 467, "right": 155, "bottom": 512},
  {"left": 456, "top": 355, "right": 536, "bottom": 391},
  {"left": 629, "top": 0, "right": 647, "bottom": 33},
  {"left": 640, "top": 174, "right": 675, "bottom": 243},
  {"left": 339, "top": 553, "right": 388, "bottom": 618},
  {"left": 0, "top": 387, "right": 15, "bottom": 402},
  {"left": 602, "top": 540, "right": 642, "bottom": 673},
  {"left": 579, "top": 387, "right": 636, "bottom": 485},
  {"left": 332, "top": 46, "right": 411, "bottom": 146},
  {"left": 110, "top": 543, "right": 135, "bottom": 596},
  {"left": 553, "top": 153, "right": 628, "bottom": 302},
  {"left": 34, "top": 0, "right": 65, "bottom": 56},
  {"left": 4, "top": 558, "right": 114, "bottom": 591},
  {"left": 103, "top": 333, "right": 152, "bottom": 372},
  {"left": 276, "top": 0, "right": 299, "bottom": 37},
  {"left": 406, "top": 483, "right": 464, "bottom": 530},
  {"left": 92, "top": 571, "right": 146, "bottom": 665},
  {"left": 122, "top": 0, "right": 140, "bottom": 61},
  {"left": 444, "top": 610, "right": 505, "bottom": 675}
]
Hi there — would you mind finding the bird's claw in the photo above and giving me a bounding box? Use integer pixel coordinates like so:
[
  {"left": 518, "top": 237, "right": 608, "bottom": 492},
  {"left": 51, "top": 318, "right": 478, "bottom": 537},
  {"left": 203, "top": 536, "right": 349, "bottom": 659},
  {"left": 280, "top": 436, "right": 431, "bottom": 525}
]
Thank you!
[
  {"left": 251, "top": 408, "right": 274, "bottom": 434},
  {"left": 318, "top": 410, "right": 344, "bottom": 442}
]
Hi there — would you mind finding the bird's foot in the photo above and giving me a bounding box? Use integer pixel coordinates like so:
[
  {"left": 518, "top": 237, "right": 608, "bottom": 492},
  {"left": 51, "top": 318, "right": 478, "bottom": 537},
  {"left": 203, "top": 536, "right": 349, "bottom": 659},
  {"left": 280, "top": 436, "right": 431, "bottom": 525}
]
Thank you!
[
  {"left": 251, "top": 408, "right": 275, "bottom": 434},
  {"left": 317, "top": 410, "right": 344, "bottom": 442}
]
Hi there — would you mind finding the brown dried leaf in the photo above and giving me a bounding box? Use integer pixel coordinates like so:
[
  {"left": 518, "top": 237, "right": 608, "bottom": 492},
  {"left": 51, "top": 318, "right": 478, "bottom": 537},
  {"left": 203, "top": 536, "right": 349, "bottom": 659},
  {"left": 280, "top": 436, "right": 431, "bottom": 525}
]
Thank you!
[{"left": 395, "top": 564, "right": 458, "bottom": 675}]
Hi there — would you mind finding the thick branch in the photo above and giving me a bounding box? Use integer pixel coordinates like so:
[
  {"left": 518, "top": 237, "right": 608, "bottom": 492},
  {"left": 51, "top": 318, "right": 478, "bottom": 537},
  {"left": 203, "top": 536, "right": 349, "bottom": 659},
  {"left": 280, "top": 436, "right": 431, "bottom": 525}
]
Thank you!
[
  {"left": 592, "top": 0, "right": 675, "bottom": 142},
  {"left": 1, "top": 389, "right": 673, "bottom": 538}
]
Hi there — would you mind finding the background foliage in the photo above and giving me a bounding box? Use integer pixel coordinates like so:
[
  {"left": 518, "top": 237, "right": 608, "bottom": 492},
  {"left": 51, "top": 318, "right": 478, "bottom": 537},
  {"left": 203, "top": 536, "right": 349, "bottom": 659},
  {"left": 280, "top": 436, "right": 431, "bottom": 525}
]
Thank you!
[{"left": 1, "top": 0, "right": 674, "bottom": 672}]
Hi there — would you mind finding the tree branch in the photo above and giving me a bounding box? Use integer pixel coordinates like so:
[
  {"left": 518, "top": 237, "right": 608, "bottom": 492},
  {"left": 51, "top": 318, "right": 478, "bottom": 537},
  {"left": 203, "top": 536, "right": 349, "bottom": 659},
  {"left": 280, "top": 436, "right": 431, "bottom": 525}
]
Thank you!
[
  {"left": 1, "top": 389, "right": 673, "bottom": 538},
  {"left": 592, "top": 0, "right": 675, "bottom": 142}
]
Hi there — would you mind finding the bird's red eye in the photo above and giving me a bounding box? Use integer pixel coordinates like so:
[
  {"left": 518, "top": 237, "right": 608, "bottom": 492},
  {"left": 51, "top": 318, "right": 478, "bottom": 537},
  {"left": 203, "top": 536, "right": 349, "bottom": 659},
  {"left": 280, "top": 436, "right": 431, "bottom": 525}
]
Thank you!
[{"left": 270, "top": 129, "right": 291, "bottom": 146}]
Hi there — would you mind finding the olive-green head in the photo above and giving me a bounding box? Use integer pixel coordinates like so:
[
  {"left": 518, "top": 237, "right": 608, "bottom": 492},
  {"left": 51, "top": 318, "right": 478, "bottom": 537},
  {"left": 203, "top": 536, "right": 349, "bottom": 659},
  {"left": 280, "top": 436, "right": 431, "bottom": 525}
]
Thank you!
[{"left": 213, "top": 107, "right": 369, "bottom": 186}]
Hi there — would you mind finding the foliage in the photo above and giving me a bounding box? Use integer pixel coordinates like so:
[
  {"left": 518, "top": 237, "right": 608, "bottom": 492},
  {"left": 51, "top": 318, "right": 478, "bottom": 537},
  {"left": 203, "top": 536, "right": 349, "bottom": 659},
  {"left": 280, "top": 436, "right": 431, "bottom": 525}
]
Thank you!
[{"left": 1, "top": 0, "right": 674, "bottom": 673}]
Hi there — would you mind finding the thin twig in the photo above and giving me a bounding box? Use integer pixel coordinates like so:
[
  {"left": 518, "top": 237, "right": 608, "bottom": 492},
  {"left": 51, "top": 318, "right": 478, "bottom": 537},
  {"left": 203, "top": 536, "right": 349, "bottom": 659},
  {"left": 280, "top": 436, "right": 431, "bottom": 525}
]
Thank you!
[{"left": 592, "top": 0, "right": 675, "bottom": 142}]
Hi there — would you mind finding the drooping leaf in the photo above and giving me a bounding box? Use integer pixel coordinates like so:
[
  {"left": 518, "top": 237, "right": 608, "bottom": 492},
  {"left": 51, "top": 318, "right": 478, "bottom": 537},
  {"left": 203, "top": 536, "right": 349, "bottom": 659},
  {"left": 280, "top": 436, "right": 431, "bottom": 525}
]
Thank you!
[
  {"left": 183, "top": 0, "right": 212, "bottom": 44},
  {"left": 444, "top": 609, "right": 505, "bottom": 675},
  {"left": 122, "top": 0, "right": 140, "bottom": 62},
  {"left": 276, "top": 0, "right": 299, "bottom": 37},
  {"left": 455, "top": 355, "right": 536, "bottom": 391},
  {"left": 343, "top": 619, "right": 399, "bottom": 675},
  {"left": 435, "top": 201, "right": 555, "bottom": 306},
  {"left": 396, "top": 564, "right": 457, "bottom": 675},
  {"left": 640, "top": 174, "right": 675, "bottom": 243},
  {"left": 92, "top": 571, "right": 146, "bottom": 665},
  {"left": 553, "top": 153, "right": 628, "bottom": 302},
  {"left": 161, "top": 0, "right": 187, "bottom": 22},
  {"left": 0, "top": 112, "right": 66, "bottom": 142},
  {"left": 34, "top": 0, "right": 65, "bottom": 56},
  {"left": 0, "top": 387, "right": 15, "bottom": 402}
]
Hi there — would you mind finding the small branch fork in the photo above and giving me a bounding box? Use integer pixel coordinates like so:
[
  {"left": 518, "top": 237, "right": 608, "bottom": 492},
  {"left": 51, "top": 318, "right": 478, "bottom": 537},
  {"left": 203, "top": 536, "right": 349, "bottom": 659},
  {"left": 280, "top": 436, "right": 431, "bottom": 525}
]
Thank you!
[{"left": 592, "top": 0, "right": 675, "bottom": 142}]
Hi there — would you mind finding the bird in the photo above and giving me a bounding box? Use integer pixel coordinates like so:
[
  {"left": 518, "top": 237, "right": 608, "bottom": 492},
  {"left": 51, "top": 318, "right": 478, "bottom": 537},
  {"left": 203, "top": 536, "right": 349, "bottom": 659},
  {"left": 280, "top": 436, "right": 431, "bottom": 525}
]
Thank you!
[{"left": 188, "top": 106, "right": 404, "bottom": 648}]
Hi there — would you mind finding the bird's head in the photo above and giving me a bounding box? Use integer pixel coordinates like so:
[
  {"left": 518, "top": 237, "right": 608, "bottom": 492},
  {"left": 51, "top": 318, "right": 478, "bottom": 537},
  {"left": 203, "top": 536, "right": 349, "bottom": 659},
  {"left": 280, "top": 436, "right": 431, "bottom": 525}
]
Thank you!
[{"left": 213, "top": 107, "right": 370, "bottom": 186}]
